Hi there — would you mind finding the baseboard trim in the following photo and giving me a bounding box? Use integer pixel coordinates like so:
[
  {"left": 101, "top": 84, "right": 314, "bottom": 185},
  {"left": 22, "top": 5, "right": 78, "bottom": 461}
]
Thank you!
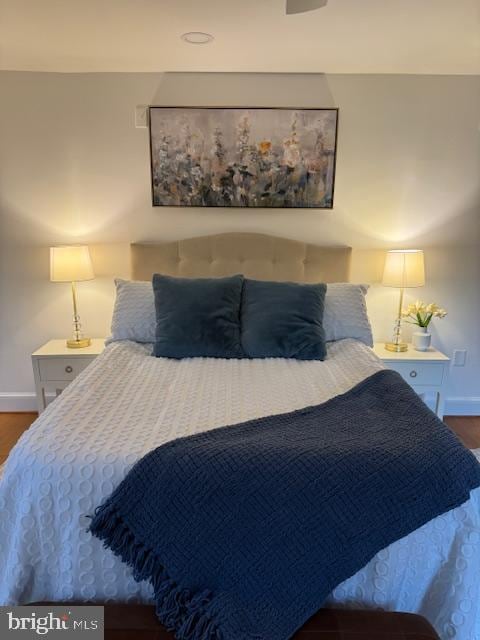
[
  {"left": 444, "top": 397, "right": 480, "bottom": 416},
  {"left": 0, "top": 393, "right": 38, "bottom": 411},
  {"left": 0, "top": 392, "right": 54, "bottom": 412}
]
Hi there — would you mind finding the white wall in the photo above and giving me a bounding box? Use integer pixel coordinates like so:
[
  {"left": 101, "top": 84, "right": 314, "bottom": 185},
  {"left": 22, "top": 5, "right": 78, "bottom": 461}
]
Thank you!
[{"left": 1, "top": 72, "right": 479, "bottom": 412}]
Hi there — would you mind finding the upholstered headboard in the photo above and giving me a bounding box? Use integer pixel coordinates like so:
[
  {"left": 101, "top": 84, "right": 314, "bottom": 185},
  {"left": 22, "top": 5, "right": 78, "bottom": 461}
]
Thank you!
[{"left": 131, "top": 233, "right": 351, "bottom": 283}]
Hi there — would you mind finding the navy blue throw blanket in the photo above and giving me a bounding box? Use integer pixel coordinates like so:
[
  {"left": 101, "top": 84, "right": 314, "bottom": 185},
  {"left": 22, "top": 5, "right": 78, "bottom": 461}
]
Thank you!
[{"left": 90, "top": 370, "right": 480, "bottom": 640}]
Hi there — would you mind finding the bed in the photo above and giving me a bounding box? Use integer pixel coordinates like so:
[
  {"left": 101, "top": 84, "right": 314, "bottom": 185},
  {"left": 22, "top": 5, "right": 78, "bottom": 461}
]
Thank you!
[{"left": 1, "top": 233, "right": 479, "bottom": 640}]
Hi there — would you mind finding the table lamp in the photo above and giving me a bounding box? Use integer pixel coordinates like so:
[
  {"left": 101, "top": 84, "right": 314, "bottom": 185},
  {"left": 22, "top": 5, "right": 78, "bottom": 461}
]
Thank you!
[
  {"left": 382, "top": 249, "right": 425, "bottom": 352},
  {"left": 50, "top": 245, "right": 95, "bottom": 348}
]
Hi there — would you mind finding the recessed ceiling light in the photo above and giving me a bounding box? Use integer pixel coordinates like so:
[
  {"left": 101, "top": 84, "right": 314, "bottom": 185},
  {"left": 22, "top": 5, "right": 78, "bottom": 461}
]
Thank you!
[{"left": 181, "top": 32, "right": 214, "bottom": 45}]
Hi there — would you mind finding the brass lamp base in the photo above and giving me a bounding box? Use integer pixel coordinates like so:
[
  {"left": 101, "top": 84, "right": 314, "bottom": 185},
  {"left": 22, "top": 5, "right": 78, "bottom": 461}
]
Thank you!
[
  {"left": 67, "top": 337, "right": 92, "bottom": 349},
  {"left": 385, "top": 341, "right": 408, "bottom": 353}
]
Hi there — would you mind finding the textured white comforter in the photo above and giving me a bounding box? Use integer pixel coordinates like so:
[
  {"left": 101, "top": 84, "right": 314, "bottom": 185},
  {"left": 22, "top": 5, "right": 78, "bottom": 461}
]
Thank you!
[{"left": 1, "top": 339, "right": 479, "bottom": 640}]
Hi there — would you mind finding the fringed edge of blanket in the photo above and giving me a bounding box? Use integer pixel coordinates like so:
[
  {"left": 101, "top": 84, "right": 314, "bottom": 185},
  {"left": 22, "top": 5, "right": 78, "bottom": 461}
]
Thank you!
[{"left": 89, "top": 501, "right": 222, "bottom": 640}]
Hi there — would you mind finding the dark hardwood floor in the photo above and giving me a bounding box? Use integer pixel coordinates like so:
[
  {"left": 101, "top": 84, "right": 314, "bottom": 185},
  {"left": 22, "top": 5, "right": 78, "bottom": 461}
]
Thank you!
[
  {"left": 0, "top": 412, "right": 38, "bottom": 465},
  {"left": 443, "top": 416, "right": 480, "bottom": 449},
  {"left": 1, "top": 413, "right": 480, "bottom": 467}
]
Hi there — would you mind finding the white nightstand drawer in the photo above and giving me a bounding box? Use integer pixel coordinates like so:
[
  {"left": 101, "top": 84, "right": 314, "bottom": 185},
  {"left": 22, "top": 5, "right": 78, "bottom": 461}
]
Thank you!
[
  {"left": 38, "top": 357, "right": 93, "bottom": 382},
  {"left": 33, "top": 339, "right": 105, "bottom": 413},
  {"left": 372, "top": 343, "right": 449, "bottom": 418},
  {"left": 384, "top": 361, "right": 445, "bottom": 386}
]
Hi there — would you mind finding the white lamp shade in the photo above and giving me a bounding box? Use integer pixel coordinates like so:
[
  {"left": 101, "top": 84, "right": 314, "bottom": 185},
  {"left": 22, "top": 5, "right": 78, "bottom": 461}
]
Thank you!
[
  {"left": 50, "top": 245, "right": 95, "bottom": 282},
  {"left": 382, "top": 250, "right": 425, "bottom": 288}
]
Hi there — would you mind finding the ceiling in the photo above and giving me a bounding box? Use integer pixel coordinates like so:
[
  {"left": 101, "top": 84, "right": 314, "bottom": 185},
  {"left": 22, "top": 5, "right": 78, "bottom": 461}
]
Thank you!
[{"left": 0, "top": 0, "right": 478, "bottom": 74}]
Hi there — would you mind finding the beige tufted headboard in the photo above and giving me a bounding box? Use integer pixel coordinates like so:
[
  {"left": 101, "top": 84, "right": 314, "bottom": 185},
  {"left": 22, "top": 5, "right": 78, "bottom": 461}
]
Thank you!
[{"left": 131, "top": 233, "right": 351, "bottom": 283}]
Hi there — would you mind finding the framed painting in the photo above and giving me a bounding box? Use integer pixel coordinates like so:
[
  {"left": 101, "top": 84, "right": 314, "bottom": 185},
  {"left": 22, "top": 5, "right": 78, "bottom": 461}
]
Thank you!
[{"left": 149, "top": 107, "right": 338, "bottom": 208}]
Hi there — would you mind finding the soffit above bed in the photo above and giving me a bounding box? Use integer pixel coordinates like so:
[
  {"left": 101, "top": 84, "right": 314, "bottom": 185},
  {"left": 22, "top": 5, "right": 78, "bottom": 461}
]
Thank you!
[{"left": 131, "top": 233, "right": 351, "bottom": 283}]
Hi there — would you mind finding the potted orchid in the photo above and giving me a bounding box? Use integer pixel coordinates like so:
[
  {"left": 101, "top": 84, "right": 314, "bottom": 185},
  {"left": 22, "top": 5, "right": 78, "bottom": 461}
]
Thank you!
[{"left": 401, "top": 301, "right": 447, "bottom": 351}]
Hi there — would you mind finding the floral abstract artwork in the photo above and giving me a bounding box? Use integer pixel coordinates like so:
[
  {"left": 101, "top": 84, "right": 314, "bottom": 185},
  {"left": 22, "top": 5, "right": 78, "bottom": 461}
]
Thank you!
[{"left": 149, "top": 107, "right": 338, "bottom": 208}]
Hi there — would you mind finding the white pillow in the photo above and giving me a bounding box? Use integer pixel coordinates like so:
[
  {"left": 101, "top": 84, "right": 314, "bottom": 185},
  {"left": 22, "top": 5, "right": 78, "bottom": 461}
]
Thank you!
[
  {"left": 323, "top": 283, "right": 373, "bottom": 346},
  {"left": 108, "top": 279, "right": 156, "bottom": 344}
]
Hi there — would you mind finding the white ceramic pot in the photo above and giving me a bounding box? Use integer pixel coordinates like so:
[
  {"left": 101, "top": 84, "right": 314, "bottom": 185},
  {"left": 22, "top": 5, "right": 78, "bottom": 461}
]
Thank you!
[{"left": 412, "top": 326, "right": 432, "bottom": 351}]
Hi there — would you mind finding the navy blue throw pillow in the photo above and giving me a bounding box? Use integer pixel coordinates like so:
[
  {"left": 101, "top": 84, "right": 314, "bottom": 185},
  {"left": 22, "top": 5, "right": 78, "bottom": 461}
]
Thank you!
[
  {"left": 241, "top": 279, "right": 327, "bottom": 360},
  {"left": 152, "top": 274, "right": 244, "bottom": 359}
]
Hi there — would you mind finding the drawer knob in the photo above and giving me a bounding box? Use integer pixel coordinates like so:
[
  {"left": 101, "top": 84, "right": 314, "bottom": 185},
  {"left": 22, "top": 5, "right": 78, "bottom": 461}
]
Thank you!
[
  {"left": 409, "top": 370, "right": 418, "bottom": 378},
  {"left": 65, "top": 365, "right": 73, "bottom": 373}
]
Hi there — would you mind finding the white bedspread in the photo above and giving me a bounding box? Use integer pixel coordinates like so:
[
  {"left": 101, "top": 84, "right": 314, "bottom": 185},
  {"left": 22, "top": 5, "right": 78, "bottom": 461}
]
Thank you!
[{"left": 1, "top": 339, "right": 479, "bottom": 640}]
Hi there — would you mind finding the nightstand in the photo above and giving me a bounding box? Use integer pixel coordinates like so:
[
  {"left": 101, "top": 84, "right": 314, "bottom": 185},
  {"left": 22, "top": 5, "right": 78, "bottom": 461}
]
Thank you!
[
  {"left": 373, "top": 343, "right": 450, "bottom": 419},
  {"left": 32, "top": 338, "right": 105, "bottom": 414}
]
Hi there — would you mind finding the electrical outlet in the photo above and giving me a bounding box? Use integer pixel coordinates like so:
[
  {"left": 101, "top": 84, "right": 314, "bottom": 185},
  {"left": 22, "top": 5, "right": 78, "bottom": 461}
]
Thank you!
[
  {"left": 135, "top": 105, "right": 149, "bottom": 128},
  {"left": 453, "top": 350, "right": 467, "bottom": 366}
]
